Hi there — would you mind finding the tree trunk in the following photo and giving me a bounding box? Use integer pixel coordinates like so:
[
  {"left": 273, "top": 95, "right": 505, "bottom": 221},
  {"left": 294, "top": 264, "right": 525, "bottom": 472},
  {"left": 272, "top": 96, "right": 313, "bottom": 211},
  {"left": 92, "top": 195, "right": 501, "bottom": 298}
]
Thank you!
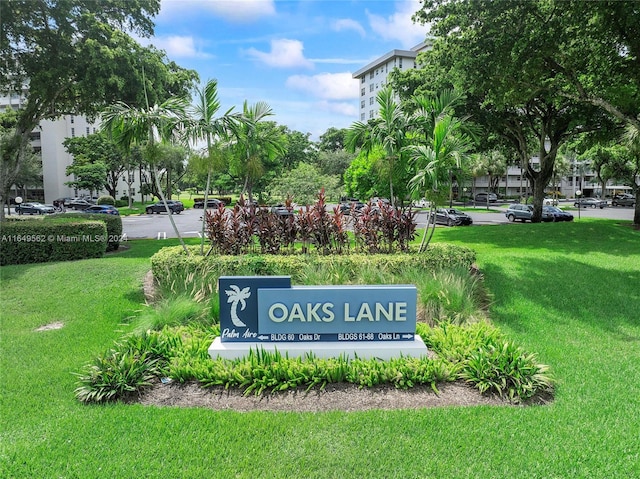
[{"left": 153, "top": 166, "right": 189, "bottom": 255}]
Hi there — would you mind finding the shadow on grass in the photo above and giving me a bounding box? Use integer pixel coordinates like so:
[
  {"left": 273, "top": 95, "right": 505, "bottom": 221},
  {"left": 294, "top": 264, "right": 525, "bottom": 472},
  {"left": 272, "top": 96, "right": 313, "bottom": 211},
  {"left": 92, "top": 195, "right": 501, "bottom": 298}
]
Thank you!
[
  {"left": 482, "top": 256, "right": 640, "bottom": 342},
  {"left": 436, "top": 218, "right": 639, "bottom": 256}
]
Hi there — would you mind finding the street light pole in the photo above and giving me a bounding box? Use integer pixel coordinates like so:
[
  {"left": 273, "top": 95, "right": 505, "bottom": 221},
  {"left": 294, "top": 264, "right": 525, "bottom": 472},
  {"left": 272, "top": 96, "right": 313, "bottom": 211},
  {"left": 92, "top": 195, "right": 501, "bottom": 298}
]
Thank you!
[{"left": 576, "top": 190, "right": 582, "bottom": 220}]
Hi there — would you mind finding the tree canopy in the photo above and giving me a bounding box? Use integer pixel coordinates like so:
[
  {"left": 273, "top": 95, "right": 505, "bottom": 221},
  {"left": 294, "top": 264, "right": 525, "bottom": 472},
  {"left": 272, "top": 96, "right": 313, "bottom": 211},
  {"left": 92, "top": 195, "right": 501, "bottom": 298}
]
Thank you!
[
  {"left": 0, "top": 0, "right": 198, "bottom": 217},
  {"left": 394, "top": 0, "right": 637, "bottom": 220}
]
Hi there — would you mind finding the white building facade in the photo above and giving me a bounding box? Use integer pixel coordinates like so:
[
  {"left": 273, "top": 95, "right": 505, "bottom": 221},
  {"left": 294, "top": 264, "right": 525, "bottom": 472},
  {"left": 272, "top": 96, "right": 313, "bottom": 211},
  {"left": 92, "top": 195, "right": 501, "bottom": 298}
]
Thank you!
[
  {"left": 352, "top": 41, "right": 432, "bottom": 122},
  {"left": 2, "top": 91, "right": 140, "bottom": 203}
]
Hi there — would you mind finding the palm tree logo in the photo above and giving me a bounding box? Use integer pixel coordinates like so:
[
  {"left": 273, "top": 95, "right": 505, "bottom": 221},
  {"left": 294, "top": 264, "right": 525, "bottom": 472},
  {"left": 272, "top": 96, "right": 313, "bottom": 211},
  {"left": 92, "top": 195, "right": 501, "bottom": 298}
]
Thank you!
[{"left": 225, "top": 285, "right": 251, "bottom": 327}]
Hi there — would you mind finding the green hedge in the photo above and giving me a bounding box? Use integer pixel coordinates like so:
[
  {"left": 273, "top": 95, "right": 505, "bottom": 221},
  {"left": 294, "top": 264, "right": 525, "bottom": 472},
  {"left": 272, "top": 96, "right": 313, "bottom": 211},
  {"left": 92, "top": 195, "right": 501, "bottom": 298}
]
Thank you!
[
  {"left": 46, "top": 212, "right": 123, "bottom": 251},
  {"left": 0, "top": 218, "right": 107, "bottom": 265},
  {"left": 150, "top": 243, "right": 476, "bottom": 294}
]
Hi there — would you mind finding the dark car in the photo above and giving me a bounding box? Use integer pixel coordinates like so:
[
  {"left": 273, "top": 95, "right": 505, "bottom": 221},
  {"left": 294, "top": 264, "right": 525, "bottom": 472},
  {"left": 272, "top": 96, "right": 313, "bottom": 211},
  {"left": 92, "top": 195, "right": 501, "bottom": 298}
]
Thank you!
[
  {"left": 542, "top": 206, "right": 574, "bottom": 222},
  {"left": 82, "top": 205, "right": 120, "bottom": 215},
  {"left": 15, "top": 202, "right": 56, "bottom": 215},
  {"left": 611, "top": 194, "right": 635, "bottom": 207},
  {"left": 68, "top": 198, "right": 94, "bottom": 210},
  {"left": 54, "top": 197, "right": 74, "bottom": 207},
  {"left": 145, "top": 200, "right": 184, "bottom": 214},
  {"left": 430, "top": 208, "right": 473, "bottom": 226},
  {"left": 505, "top": 204, "right": 552, "bottom": 222},
  {"left": 475, "top": 192, "right": 498, "bottom": 203},
  {"left": 271, "top": 205, "right": 296, "bottom": 216},
  {"left": 574, "top": 198, "right": 607, "bottom": 209},
  {"left": 193, "top": 198, "right": 225, "bottom": 208},
  {"left": 339, "top": 200, "right": 366, "bottom": 215}
]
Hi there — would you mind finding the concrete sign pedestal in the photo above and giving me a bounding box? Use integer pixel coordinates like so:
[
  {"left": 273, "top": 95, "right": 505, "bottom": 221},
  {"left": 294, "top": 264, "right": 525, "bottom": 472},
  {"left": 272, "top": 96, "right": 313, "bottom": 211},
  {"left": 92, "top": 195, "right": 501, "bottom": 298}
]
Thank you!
[{"left": 209, "top": 335, "right": 428, "bottom": 360}]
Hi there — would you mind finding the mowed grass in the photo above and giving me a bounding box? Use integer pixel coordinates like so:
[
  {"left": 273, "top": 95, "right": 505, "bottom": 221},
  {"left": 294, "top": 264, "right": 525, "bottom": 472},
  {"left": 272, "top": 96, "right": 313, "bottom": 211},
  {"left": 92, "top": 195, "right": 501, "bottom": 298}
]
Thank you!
[{"left": 1, "top": 219, "right": 639, "bottom": 478}]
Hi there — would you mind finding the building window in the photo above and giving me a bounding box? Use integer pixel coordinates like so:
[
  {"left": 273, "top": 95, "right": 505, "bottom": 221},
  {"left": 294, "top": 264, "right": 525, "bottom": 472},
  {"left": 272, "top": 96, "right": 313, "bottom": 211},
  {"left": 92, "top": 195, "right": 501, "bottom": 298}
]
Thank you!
[
  {"left": 369, "top": 72, "right": 374, "bottom": 79},
  {"left": 360, "top": 113, "right": 365, "bottom": 121},
  {"left": 361, "top": 100, "right": 365, "bottom": 108},
  {"left": 71, "top": 128, "right": 75, "bottom": 137},
  {"left": 86, "top": 127, "right": 90, "bottom": 136},
  {"left": 369, "top": 97, "right": 374, "bottom": 105},
  {"left": 28, "top": 132, "right": 41, "bottom": 141},
  {"left": 399, "top": 58, "right": 403, "bottom": 68},
  {"left": 361, "top": 87, "right": 365, "bottom": 96},
  {"left": 369, "top": 84, "right": 374, "bottom": 92},
  {"left": 70, "top": 116, "right": 74, "bottom": 124},
  {"left": 361, "top": 77, "right": 365, "bottom": 84},
  {"left": 369, "top": 110, "right": 374, "bottom": 119}
]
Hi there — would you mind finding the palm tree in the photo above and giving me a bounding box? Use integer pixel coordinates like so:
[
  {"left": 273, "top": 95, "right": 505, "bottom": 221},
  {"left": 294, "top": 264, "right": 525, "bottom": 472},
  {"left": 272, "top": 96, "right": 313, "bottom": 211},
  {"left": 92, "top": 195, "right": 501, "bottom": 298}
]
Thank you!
[
  {"left": 102, "top": 97, "right": 191, "bottom": 254},
  {"left": 187, "top": 79, "right": 243, "bottom": 254},
  {"left": 231, "top": 101, "right": 284, "bottom": 202},
  {"left": 346, "top": 87, "right": 412, "bottom": 207},
  {"left": 406, "top": 90, "right": 473, "bottom": 252}
]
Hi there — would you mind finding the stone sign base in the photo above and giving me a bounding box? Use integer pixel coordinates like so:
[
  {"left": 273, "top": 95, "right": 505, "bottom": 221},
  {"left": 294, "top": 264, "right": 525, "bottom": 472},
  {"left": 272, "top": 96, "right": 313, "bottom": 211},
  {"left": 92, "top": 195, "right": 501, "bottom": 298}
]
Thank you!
[{"left": 208, "top": 336, "right": 429, "bottom": 361}]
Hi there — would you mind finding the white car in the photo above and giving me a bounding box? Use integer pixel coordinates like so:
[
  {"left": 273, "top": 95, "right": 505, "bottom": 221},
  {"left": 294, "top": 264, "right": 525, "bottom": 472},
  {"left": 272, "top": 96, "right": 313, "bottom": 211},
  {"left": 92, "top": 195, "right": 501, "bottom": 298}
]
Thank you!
[
  {"left": 543, "top": 197, "right": 559, "bottom": 206},
  {"left": 413, "top": 198, "right": 430, "bottom": 208}
]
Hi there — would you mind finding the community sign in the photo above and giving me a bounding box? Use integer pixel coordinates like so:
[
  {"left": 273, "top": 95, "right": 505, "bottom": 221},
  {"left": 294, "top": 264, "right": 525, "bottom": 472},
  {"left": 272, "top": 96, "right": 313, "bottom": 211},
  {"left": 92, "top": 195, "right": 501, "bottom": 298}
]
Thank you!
[{"left": 217, "top": 276, "right": 417, "bottom": 343}]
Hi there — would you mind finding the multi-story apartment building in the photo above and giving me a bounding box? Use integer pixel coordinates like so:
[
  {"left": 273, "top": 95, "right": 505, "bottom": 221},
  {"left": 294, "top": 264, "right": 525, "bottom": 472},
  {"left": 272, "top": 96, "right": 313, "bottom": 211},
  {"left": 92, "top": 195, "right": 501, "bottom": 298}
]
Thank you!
[
  {"left": 1, "top": 91, "right": 138, "bottom": 203},
  {"left": 352, "top": 44, "right": 632, "bottom": 200},
  {"left": 352, "top": 40, "right": 432, "bottom": 122}
]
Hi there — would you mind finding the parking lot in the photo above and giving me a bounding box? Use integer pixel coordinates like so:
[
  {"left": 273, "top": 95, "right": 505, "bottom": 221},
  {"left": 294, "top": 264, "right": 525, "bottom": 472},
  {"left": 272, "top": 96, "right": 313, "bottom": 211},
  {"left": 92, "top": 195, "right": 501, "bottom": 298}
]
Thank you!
[{"left": 116, "top": 202, "right": 635, "bottom": 239}]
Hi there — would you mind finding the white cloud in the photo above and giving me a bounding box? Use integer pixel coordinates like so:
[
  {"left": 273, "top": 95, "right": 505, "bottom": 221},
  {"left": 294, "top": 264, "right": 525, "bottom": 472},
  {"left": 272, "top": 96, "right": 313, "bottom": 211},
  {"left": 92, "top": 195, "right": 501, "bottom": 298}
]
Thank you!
[
  {"left": 160, "top": 0, "right": 276, "bottom": 23},
  {"left": 317, "top": 100, "right": 359, "bottom": 117},
  {"left": 367, "top": 0, "right": 428, "bottom": 48},
  {"left": 245, "top": 39, "right": 314, "bottom": 69},
  {"left": 150, "top": 35, "right": 211, "bottom": 59},
  {"left": 285, "top": 72, "right": 359, "bottom": 100},
  {"left": 331, "top": 18, "right": 366, "bottom": 37}
]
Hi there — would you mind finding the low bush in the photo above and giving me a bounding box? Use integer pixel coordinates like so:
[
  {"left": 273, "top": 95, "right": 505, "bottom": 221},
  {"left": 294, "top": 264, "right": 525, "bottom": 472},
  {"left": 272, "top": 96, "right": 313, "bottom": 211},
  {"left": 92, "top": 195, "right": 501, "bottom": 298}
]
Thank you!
[
  {"left": 0, "top": 217, "right": 107, "bottom": 265},
  {"left": 97, "top": 195, "right": 115, "bottom": 205},
  {"left": 48, "top": 212, "right": 123, "bottom": 251},
  {"left": 150, "top": 243, "right": 476, "bottom": 299},
  {"left": 73, "top": 320, "right": 553, "bottom": 403}
]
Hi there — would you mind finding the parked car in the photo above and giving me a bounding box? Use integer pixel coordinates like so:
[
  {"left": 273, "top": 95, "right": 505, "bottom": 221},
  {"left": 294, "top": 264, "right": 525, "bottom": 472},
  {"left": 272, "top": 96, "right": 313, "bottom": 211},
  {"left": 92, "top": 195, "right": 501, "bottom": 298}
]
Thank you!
[
  {"left": 611, "top": 194, "right": 635, "bottom": 207},
  {"left": 193, "top": 198, "right": 225, "bottom": 208},
  {"left": 542, "top": 206, "right": 574, "bottom": 222},
  {"left": 67, "top": 198, "right": 94, "bottom": 210},
  {"left": 339, "top": 200, "right": 366, "bottom": 215},
  {"left": 15, "top": 202, "right": 56, "bottom": 215},
  {"left": 574, "top": 198, "right": 607, "bottom": 209},
  {"left": 412, "top": 198, "right": 430, "bottom": 208},
  {"left": 430, "top": 208, "right": 473, "bottom": 226},
  {"left": 54, "top": 197, "right": 74, "bottom": 207},
  {"left": 82, "top": 205, "right": 120, "bottom": 215},
  {"left": 271, "top": 205, "right": 296, "bottom": 216},
  {"left": 145, "top": 200, "right": 184, "bottom": 214},
  {"left": 505, "top": 204, "right": 551, "bottom": 222},
  {"left": 475, "top": 192, "right": 498, "bottom": 203},
  {"left": 543, "top": 197, "right": 559, "bottom": 206}
]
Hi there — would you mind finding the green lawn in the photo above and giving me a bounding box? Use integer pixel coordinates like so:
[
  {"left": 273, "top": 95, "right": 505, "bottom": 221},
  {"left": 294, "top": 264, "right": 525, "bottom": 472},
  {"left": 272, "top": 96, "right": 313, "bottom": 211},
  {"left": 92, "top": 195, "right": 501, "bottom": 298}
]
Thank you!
[{"left": 1, "top": 220, "right": 638, "bottom": 478}]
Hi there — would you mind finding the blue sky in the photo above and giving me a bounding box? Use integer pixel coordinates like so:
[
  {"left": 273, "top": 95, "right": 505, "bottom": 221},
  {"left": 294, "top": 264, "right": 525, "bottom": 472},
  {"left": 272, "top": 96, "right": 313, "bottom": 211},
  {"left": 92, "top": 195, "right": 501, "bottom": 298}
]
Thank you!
[{"left": 144, "top": 0, "right": 429, "bottom": 140}]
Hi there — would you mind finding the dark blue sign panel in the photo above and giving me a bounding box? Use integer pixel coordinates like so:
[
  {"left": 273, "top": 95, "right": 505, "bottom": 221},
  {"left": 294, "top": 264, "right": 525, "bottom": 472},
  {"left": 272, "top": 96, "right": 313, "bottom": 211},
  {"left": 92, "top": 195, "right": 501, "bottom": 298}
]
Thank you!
[
  {"left": 218, "top": 276, "right": 417, "bottom": 343},
  {"left": 258, "top": 286, "right": 416, "bottom": 341},
  {"left": 219, "top": 276, "right": 291, "bottom": 342}
]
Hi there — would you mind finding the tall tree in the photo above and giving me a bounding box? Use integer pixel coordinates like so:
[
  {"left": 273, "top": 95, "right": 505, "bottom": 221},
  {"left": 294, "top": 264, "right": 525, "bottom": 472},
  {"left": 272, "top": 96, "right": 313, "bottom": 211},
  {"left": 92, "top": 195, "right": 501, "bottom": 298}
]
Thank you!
[
  {"left": 346, "top": 86, "right": 413, "bottom": 207},
  {"left": 0, "top": 0, "right": 197, "bottom": 219},
  {"left": 102, "top": 98, "right": 191, "bottom": 253},
  {"left": 63, "top": 133, "right": 127, "bottom": 199},
  {"left": 186, "top": 79, "right": 243, "bottom": 253},
  {"left": 409, "top": 0, "right": 636, "bottom": 221},
  {"left": 406, "top": 90, "right": 473, "bottom": 251},
  {"left": 230, "top": 102, "right": 285, "bottom": 202},
  {"left": 318, "top": 127, "right": 348, "bottom": 152},
  {"left": 618, "top": 125, "right": 640, "bottom": 226}
]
